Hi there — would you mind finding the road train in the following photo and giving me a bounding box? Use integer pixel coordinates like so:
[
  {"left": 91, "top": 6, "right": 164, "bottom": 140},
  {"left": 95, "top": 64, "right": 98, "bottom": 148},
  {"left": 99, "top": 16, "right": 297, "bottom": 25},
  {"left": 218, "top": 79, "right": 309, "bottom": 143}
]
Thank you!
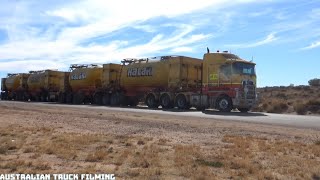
[{"left": 1, "top": 51, "right": 257, "bottom": 112}]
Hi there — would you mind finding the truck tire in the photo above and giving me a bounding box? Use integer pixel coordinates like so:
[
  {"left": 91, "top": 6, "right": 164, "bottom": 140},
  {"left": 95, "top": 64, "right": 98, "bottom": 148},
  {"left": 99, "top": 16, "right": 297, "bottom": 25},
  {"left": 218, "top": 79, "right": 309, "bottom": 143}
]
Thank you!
[
  {"left": 160, "top": 94, "right": 173, "bottom": 109},
  {"left": 35, "top": 95, "right": 41, "bottom": 102},
  {"left": 102, "top": 94, "right": 110, "bottom": 105},
  {"left": 16, "top": 93, "right": 22, "bottom": 101},
  {"left": 4, "top": 92, "right": 8, "bottom": 100},
  {"left": 176, "top": 94, "right": 189, "bottom": 109},
  {"left": 110, "top": 92, "right": 122, "bottom": 106},
  {"left": 93, "top": 93, "right": 103, "bottom": 105},
  {"left": 216, "top": 96, "right": 232, "bottom": 112},
  {"left": 73, "top": 92, "right": 84, "bottom": 104},
  {"left": 58, "top": 93, "right": 65, "bottom": 103},
  {"left": 23, "top": 92, "right": 29, "bottom": 101},
  {"left": 41, "top": 94, "right": 48, "bottom": 102},
  {"left": 66, "top": 93, "right": 73, "bottom": 104},
  {"left": 238, "top": 108, "right": 249, "bottom": 113},
  {"left": 146, "top": 94, "right": 158, "bottom": 108}
]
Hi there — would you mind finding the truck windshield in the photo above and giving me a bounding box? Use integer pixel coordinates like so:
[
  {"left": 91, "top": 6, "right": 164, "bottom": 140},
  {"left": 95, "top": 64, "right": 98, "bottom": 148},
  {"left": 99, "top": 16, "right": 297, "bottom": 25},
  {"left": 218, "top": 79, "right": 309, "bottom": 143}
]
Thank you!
[{"left": 232, "top": 62, "right": 255, "bottom": 75}]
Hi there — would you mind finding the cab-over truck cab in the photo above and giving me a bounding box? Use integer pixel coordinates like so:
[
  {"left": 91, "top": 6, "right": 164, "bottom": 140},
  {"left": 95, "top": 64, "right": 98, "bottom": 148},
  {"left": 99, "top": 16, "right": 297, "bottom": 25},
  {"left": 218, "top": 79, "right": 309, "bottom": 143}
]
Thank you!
[{"left": 191, "top": 51, "right": 257, "bottom": 112}]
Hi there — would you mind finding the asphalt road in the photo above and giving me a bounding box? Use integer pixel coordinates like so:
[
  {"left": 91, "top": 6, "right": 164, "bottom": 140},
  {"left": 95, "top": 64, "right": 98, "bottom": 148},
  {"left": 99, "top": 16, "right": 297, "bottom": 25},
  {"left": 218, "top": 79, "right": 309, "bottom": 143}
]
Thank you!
[{"left": 1, "top": 101, "right": 320, "bottom": 130}]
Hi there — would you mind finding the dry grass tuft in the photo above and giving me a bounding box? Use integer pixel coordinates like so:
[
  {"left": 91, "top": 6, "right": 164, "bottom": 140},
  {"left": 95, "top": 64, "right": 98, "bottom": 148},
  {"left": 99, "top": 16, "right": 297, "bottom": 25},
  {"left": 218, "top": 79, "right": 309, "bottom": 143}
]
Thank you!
[
  {"left": 220, "top": 135, "right": 320, "bottom": 179},
  {"left": 137, "top": 140, "right": 145, "bottom": 145},
  {"left": 196, "top": 159, "right": 223, "bottom": 168},
  {"left": 294, "top": 103, "right": 308, "bottom": 115},
  {"left": 266, "top": 100, "right": 288, "bottom": 113},
  {"left": 38, "top": 134, "right": 101, "bottom": 160},
  {"left": 85, "top": 149, "right": 108, "bottom": 162},
  {"left": 33, "top": 162, "right": 51, "bottom": 171}
]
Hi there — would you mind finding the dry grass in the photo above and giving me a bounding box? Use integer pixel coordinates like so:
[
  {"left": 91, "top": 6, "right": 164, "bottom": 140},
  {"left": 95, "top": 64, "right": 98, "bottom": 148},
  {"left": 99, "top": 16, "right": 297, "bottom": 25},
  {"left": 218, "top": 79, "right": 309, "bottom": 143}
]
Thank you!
[
  {"left": 266, "top": 100, "right": 288, "bottom": 113},
  {"left": 254, "top": 86, "right": 320, "bottom": 114},
  {"left": 0, "top": 125, "right": 319, "bottom": 179},
  {"left": 294, "top": 103, "right": 308, "bottom": 115},
  {"left": 221, "top": 135, "right": 320, "bottom": 179}
]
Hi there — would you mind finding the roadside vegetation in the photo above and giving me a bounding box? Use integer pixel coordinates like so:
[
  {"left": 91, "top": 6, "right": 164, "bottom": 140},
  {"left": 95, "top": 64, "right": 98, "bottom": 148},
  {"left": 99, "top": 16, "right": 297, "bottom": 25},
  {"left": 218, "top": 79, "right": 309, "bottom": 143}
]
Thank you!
[
  {"left": 253, "top": 85, "right": 320, "bottom": 115},
  {"left": 0, "top": 125, "right": 319, "bottom": 179}
]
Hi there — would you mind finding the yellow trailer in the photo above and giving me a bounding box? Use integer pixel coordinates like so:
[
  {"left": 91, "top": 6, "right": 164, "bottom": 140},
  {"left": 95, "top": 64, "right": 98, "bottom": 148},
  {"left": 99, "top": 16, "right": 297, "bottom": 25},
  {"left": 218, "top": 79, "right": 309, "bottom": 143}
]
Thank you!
[
  {"left": 3, "top": 73, "right": 29, "bottom": 100},
  {"left": 68, "top": 64, "right": 103, "bottom": 104},
  {"left": 27, "top": 70, "right": 65, "bottom": 101},
  {"left": 106, "top": 56, "right": 202, "bottom": 107}
]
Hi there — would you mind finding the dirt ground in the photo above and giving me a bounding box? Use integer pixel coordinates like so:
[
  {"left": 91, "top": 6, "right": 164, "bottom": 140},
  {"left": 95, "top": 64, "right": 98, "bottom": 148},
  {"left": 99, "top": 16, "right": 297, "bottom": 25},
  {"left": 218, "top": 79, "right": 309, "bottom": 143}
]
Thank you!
[{"left": 0, "top": 101, "right": 319, "bottom": 179}]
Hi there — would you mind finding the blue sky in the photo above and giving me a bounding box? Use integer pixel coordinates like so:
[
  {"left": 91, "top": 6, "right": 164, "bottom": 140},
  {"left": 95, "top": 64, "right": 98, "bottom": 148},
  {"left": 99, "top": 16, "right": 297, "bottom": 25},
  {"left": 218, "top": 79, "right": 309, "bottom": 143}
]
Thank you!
[{"left": 0, "top": 0, "right": 319, "bottom": 87}]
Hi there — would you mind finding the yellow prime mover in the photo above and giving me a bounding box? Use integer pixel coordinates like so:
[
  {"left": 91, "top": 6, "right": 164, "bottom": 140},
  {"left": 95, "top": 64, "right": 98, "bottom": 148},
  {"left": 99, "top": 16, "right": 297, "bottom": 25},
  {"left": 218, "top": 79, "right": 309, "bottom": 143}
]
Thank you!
[
  {"left": 27, "top": 70, "right": 65, "bottom": 101},
  {"left": 66, "top": 64, "right": 103, "bottom": 104},
  {"left": 1, "top": 73, "right": 29, "bottom": 100},
  {"left": 192, "top": 51, "right": 256, "bottom": 112}
]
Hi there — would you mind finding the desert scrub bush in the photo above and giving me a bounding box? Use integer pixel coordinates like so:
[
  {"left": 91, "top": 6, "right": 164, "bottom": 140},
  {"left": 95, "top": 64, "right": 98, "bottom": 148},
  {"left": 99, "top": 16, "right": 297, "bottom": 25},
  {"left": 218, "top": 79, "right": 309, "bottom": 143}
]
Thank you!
[
  {"left": 306, "top": 100, "right": 320, "bottom": 114},
  {"left": 275, "top": 93, "right": 287, "bottom": 99},
  {"left": 0, "top": 146, "right": 7, "bottom": 154},
  {"left": 85, "top": 149, "right": 108, "bottom": 162},
  {"left": 196, "top": 159, "right": 223, "bottom": 168},
  {"left": 306, "top": 100, "right": 320, "bottom": 106},
  {"left": 267, "top": 100, "right": 288, "bottom": 113},
  {"left": 251, "top": 103, "right": 268, "bottom": 112},
  {"left": 294, "top": 103, "right": 307, "bottom": 115}
]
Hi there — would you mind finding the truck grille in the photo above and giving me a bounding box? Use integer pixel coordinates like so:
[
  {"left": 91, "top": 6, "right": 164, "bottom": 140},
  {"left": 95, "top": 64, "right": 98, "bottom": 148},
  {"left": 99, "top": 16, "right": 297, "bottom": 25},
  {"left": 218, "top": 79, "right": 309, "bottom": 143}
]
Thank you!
[
  {"left": 245, "top": 85, "right": 256, "bottom": 99},
  {"left": 242, "top": 80, "right": 256, "bottom": 99}
]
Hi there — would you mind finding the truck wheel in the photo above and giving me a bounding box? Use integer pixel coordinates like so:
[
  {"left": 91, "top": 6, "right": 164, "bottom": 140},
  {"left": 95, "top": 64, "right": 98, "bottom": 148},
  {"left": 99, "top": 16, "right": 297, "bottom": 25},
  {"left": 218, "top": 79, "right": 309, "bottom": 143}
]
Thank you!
[
  {"left": 160, "top": 94, "right": 173, "bottom": 109},
  {"left": 176, "top": 94, "right": 189, "bottom": 109},
  {"left": 35, "top": 95, "right": 41, "bottom": 102},
  {"left": 41, "top": 95, "right": 48, "bottom": 102},
  {"left": 93, "top": 93, "right": 103, "bottom": 105},
  {"left": 110, "top": 92, "right": 122, "bottom": 106},
  {"left": 146, "top": 94, "right": 158, "bottom": 108},
  {"left": 66, "top": 93, "right": 73, "bottom": 104},
  {"left": 4, "top": 92, "right": 8, "bottom": 100},
  {"left": 102, "top": 94, "right": 110, "bottom": 105},
  {"left": 216, "top": 96, "right": 232, "bottom": 112},
  {"left": 73, "top": 93, "right": 84, "bottom": 104},
  {"left": 23, "top": 93, "right": 29, "bottom": 101},
  {"left": 58, "top": 93, "right": 65, "bottom": 103},
  {"left": 16, "top": 93, "right": 21, "bottom": 101},
  {"left": 238, "top": 108, "right": 249, "bottom": 113}
]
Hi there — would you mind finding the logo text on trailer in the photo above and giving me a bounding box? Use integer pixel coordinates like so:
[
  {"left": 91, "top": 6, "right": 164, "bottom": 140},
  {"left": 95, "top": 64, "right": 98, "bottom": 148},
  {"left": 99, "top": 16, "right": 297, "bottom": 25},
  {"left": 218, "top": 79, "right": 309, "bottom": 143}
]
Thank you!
[
  {"left": 127, "top": 67, "right": 152, "bottom": 77},
  {"left": 71, "top": 72, "right": 87, "bottom": 80}
]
